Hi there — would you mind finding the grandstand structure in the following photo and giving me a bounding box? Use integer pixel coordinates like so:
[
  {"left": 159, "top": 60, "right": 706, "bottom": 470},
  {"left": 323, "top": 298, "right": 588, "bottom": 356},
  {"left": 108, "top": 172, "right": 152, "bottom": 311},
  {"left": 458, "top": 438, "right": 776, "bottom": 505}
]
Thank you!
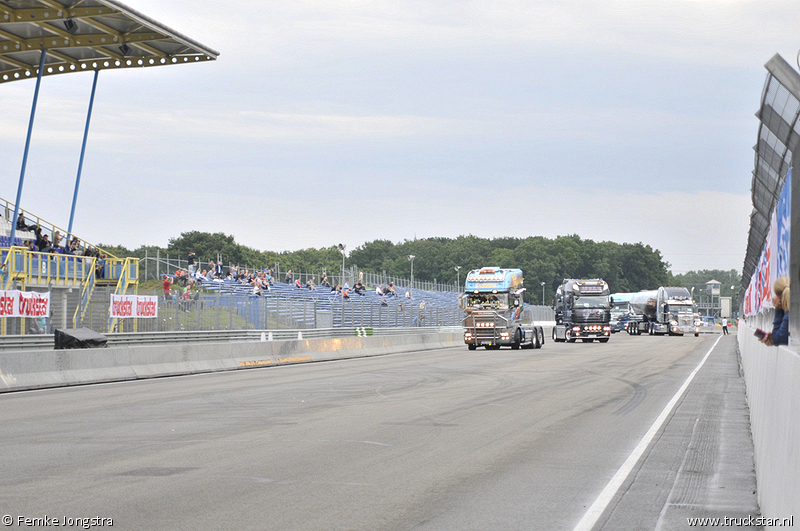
[{"left": 1, "top": 1, "right": 217, "bottom": 335}]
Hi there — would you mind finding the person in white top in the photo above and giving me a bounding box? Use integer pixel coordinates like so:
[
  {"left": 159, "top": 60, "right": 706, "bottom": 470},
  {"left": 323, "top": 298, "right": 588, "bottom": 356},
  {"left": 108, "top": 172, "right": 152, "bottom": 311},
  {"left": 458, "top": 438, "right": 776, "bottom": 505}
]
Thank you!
[{"left": 721, "top": 317, "right": 729, "bottom": 335}]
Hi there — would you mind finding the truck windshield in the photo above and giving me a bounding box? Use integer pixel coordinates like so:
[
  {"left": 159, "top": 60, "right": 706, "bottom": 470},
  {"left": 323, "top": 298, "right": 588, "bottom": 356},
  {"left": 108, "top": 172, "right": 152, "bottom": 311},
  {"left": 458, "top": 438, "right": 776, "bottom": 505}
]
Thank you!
[
  {"left": 465, "top": 293, "right": 508, "bottom": 310},
  {"left": 574, "top": 295, "right": 609, "bottom": 309},
  {"left": 667, "top": 303, "right": 693, "bottom": 313}
]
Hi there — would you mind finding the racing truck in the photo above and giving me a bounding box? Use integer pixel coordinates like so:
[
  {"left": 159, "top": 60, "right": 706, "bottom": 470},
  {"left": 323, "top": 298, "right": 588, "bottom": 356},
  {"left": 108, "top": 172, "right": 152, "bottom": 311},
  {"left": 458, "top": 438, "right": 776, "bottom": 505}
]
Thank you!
[
  {"left": 552, "top": 278, "right": 611, "bottom": 343},
  {"left": 461, "top": 267, "right": 545, "bottom": 350},
  {"left": 625, "top": 287, "right": 699, "bottom": 336}
]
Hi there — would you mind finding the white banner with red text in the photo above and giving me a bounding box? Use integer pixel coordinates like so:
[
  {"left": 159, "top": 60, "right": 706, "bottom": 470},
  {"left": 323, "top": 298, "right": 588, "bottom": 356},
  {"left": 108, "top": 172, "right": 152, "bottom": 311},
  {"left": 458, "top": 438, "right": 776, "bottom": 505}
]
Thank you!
[
  {"left": 109, "top": 294, "right": 158, "bottom": 319},
  {"left": 0, "top": 290, "right": 51, "bottom": 318}
]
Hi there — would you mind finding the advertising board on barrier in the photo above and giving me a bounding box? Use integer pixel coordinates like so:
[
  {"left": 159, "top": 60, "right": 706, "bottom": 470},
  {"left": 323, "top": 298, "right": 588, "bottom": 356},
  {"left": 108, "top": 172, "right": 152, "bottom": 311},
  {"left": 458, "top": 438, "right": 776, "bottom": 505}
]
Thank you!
[
  {"left": 109, "top": 294, "right": 158, "bottom": 319},
  {"left": 744, "top": 169, "right": 792, "bottom": 315},
  {"left": 0, "top": 290, "right": 51, "bottom": 318}
]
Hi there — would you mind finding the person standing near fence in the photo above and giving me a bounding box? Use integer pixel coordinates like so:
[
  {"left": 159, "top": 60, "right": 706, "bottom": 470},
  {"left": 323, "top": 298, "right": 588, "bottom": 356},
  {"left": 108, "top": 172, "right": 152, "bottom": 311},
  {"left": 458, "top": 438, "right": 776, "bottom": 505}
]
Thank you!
[
  {"left": 721, "top": 317, "right": 728, "bottom": 335},
  {"left": 187, "top": 252, "right": 196, "bottom": 273}
]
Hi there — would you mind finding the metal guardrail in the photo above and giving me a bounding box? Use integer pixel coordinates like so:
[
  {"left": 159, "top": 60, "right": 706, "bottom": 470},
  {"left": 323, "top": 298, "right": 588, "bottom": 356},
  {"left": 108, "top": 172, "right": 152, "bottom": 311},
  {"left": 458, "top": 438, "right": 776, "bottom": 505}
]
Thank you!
[{"left": 0, "top": 326, "right": 464, "bottom": 351}]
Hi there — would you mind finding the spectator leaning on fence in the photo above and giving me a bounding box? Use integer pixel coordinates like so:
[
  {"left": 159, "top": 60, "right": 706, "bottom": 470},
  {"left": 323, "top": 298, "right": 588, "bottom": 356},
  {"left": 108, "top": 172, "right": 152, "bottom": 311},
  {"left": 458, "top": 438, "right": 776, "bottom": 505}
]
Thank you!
[{"left": 760, "top": 276, "right": 790, "bottom": 346}]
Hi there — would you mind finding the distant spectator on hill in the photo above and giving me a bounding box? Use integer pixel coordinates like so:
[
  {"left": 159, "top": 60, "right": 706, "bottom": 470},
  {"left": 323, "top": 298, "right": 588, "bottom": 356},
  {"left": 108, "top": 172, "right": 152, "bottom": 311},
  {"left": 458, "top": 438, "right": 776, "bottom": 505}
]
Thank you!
[{"left": 162, "top": 275, "right": 172, "bottom": 301}]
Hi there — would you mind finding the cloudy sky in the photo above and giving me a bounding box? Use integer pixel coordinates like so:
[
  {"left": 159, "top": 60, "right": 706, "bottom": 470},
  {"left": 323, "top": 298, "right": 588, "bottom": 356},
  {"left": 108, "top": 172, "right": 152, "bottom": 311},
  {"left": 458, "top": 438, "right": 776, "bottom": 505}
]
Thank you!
[{"left": 1, "top": 0, "right": 798, "bottom": 274}]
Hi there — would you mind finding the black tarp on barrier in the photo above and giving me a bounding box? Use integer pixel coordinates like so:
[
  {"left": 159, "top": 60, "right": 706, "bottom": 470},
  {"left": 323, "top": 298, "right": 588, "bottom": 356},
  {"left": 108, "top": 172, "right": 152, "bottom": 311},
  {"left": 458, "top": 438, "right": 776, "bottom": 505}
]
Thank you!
[{"left": 54, "top": 328, "right": 108, "bottom": 349}]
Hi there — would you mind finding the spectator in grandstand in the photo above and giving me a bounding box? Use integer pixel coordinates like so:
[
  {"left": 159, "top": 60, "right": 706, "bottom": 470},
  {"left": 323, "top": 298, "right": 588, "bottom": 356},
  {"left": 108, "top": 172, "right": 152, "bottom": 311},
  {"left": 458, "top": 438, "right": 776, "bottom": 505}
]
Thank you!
[
  {"left": 343, "top": 281, "right": 350, "bottom": 291},
  {"left": 187, "top": 252, "right": 196, "bottom": 273},
  {"left": 68, "top": 237, "right": 82, "bottom": 255},
  {"left": 760, "top": 276, "right": 790, "bottom": 346},
  {"left": 24, "top": 240, "right": 35, "bottom": 252},
  {"left": 215, "top": 260, "right": 223, "bottom": 278},
  {"left": 294, "top": 278, "right": 303, "bottom": 289},
  {"left": 52, "top": 231, "right": 63, "bottom": 250},
  {"left": 386, "top": 282, "right": 397, "bottom": 297},
  {"left": 204, "top": 269, "right": 215, "bottom": 281},
  {"left": 331, "top": 283, "right": 342, "bottom": 294},
  {"left": 16, "top": 213, "right": 34, "bottom": 232},
  {"left": 354, "top": 280, "right": 365, "bottom": 296},
  {"left": 38, "top": 234, "right": 53, "bottom": 253},
  {"left": 207, "top": 259, "right": 215, "bottom": 275},
  {"left": 343, "top": 287, "right": 350, "bottom": 299},
  {"left": 306, "top": 278, "right": 316, "bottom": 290},
  {"left": 229, "top": 264, "right": 238, "bottom": 279},
  {"left": 320, "top": 273, "right": 330, "bottom": 288},
  {"left": 285, "top": 270, "right": 293, "bottom": 284},
  {"left": 376, "top": 284, "right": 385, "bottom": 296},
  {"left": 405, "top": 289, "right": 413, "bottom": 299},
  {"left": 95, "top": 253, "right": 106, "bottom": 279}
]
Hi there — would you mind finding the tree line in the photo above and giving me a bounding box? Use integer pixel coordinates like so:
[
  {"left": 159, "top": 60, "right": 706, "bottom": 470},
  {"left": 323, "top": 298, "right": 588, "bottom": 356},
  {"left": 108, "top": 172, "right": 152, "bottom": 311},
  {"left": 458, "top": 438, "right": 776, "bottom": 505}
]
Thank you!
[{"left": 97, "top": 232, "right": 744, "bottom": 307}]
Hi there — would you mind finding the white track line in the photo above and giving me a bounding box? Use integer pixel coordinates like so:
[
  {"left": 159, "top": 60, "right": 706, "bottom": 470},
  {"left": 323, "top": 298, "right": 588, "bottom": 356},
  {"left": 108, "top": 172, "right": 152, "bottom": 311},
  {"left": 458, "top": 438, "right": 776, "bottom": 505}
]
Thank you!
[{"left": 572, "top": 335, "right": 722, "bottom": 531}]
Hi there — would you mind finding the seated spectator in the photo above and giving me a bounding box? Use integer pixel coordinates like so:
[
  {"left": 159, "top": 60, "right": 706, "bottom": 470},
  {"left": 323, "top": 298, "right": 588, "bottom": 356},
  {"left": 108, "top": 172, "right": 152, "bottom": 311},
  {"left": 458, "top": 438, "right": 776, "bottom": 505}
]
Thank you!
[
  {"left": 343, "top": 287, "right": 350, "bottom": 299},
  {"left": 38, "top": 234, "right": 53, "bottom": 253},
  {"left": 331, "top": 283, "right": 342, "bottom": 294},
  {"left": 52, "top": 231, "right": 62, "bottom": 250},
  {"left": 386, "top": 282, "right": 397, "bottom": 297},
  {"left": 354, "top": 281, "right": 365, "bottom": 295},
  {"left": 294, "top": 278, "right": 303, "bottom": 289},
  {"left": 405, "top": 290, "right": 413, "bottom": 299},
  {"left": 16, "top": 213, "right": 33, "bottom": 232},
  {"left": 760, "top": 276, "right": 790, "bottom": 346},
  {"left": 343, "top": 281, "right": 350, "bottom": 291},
  {"left": 24, "top": 239, "right": 35, "bottom": 252},
  {"left": 68, "top": 237, "right": 83, "bottom": 256},
  {"left": 205, "top": 269, "right": 215, "bottom": 281},
  {"left": 376, "top": 284, "right": 385, "bottom": 296},
  {"left": 285, "top": 270, "right": 293, "bottom": 284},
  {"left": 306, "top": 278, "right": 315, "bottom": 290}
]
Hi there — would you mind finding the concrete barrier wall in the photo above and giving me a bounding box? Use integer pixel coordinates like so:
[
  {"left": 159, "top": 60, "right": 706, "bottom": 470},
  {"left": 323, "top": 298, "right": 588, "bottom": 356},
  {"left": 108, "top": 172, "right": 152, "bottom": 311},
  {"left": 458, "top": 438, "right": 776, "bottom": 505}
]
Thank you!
[
  {"left": 737, "top": 321, "right": 800, "bottom": 524},
  {"left": 0, "top": 331, "right": 463, "bottom": 393}
]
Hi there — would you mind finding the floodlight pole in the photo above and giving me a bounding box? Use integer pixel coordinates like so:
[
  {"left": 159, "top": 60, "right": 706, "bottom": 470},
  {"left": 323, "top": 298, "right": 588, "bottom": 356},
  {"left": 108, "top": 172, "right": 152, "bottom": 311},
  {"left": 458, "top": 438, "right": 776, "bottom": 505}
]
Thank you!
[
  {"left": 10, "top": 50, "right": 47, "bottom": 247},
  {"left": 69, "top": 69, "right": 99, "bottom": 236}
]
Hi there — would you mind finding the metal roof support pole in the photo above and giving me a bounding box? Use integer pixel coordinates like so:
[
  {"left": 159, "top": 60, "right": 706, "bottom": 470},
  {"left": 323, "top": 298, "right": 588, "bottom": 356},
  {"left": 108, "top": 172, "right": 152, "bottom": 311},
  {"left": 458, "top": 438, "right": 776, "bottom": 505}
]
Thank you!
[
  {"left": 9, "top": 50, "right": 47, "bottom": 247},
  {"left": 68, "top": 69, "right": 100, "bottom": 237}
]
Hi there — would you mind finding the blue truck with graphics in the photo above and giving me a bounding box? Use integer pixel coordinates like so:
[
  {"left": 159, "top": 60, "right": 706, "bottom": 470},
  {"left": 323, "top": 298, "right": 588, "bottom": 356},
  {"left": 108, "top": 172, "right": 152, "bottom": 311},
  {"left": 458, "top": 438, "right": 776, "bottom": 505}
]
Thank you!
[
  {"left": 552, "top": 278, "right": 611, "bottom": 343},
  {"left": 461, "top": 267, "right": 545, "bottom": 350}
]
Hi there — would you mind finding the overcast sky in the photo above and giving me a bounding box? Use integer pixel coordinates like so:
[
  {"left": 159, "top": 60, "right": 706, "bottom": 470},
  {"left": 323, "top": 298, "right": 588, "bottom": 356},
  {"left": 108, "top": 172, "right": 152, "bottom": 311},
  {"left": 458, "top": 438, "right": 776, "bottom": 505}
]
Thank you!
[{"left": 1, "top": 0, "right": 798, "bottom": 274}]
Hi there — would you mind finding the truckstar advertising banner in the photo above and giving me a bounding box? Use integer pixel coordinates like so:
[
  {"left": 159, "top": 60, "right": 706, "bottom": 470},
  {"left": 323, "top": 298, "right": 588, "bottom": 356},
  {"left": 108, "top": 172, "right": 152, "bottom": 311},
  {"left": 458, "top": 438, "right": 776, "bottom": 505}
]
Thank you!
[
  {"left": 744, "top": 169, "right": 791, "bottom": 315},
  {"left": 0, "top": 290, "right": 51, "bottom": 318},
  {"left": 109, "top": 294, "right": 158, "bottom": 319}
]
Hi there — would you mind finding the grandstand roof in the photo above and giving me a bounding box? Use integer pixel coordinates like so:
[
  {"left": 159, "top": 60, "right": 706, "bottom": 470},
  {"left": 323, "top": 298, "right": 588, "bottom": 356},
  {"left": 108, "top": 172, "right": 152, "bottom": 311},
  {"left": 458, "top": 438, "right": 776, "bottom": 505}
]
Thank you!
[{"left": 0, "top": 0, "right": 218, "bottom": 85}]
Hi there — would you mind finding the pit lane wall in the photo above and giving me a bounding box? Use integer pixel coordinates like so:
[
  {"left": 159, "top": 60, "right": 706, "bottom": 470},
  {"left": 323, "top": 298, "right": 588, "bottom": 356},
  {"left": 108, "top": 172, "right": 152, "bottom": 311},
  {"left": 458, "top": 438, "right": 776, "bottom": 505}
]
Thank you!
[
  {"left": 0, "top": 330, "right": 462, "bottom": 393},
  {"left": 737, "top": 318, "right": 800, "bottom": 524}
]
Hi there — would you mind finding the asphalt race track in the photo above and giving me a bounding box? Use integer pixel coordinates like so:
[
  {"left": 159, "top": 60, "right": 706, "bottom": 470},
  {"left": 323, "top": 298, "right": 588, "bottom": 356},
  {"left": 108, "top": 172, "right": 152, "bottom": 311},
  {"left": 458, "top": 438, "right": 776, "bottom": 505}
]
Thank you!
[{"left": 0, "top": 333, "right": 758, "bottom": 530}]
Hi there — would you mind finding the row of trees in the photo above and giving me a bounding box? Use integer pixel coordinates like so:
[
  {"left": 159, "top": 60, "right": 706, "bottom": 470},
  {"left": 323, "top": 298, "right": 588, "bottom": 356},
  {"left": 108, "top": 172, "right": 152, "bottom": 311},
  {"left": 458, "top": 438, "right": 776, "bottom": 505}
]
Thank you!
[{"left": 99, "top": 232, "right": 739, "bottom": 306}]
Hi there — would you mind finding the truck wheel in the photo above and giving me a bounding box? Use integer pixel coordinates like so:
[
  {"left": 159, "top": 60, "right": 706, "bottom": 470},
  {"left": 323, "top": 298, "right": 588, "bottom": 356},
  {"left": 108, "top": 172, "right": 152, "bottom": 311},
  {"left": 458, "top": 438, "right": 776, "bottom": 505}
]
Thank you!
[
  {"left": 468, "top": 344, "right": 477, "bottom": 351},
  {"left": 537, "top": 327, "right": 545, "bottom": 348},
  {"left": 552, "top": 328, "right": 559, "bottom": 343},
  {"left": 566, "top": 329, "right": 576, "bottom": 343},
  {"left": 511, "top": 329, "right": 521, "bottom": 349}
]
